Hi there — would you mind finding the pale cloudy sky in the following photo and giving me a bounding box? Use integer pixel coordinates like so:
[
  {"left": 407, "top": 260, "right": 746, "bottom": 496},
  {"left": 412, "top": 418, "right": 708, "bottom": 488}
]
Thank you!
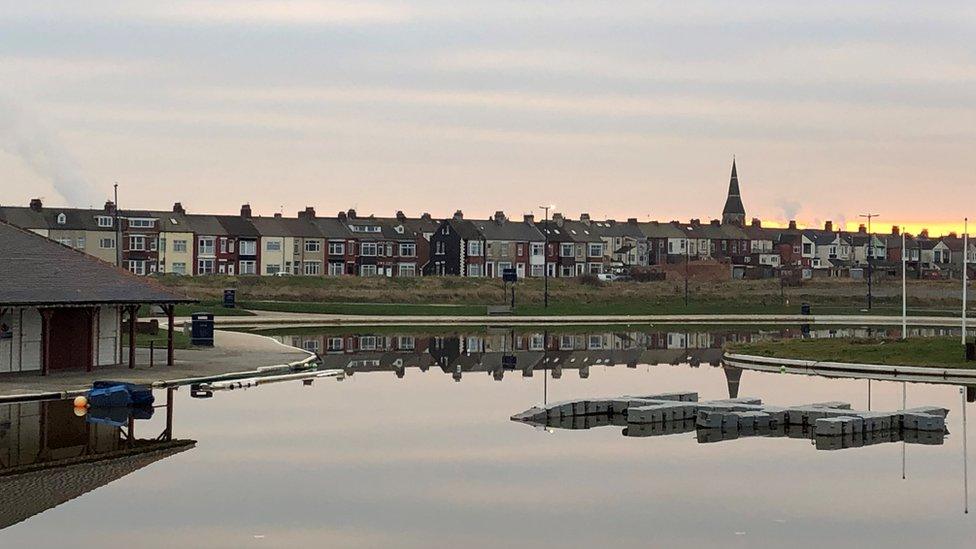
[{"left": 1, "top": 1, "right": 974, "bottom": 230}]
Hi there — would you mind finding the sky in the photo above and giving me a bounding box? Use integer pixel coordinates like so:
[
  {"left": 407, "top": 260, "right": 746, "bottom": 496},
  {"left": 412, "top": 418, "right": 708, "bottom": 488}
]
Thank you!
[{"left": 1, "top": 1, "right": 974, "bottom": 234}]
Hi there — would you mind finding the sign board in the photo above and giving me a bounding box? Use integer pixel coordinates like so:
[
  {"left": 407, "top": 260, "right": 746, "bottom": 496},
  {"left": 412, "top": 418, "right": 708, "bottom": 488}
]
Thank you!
[
  {"left": 502, "top": 268, "right": 518, "bottom": 282},
  {"left": 223, "top": 289, "right": 237, "bottom": 308}
]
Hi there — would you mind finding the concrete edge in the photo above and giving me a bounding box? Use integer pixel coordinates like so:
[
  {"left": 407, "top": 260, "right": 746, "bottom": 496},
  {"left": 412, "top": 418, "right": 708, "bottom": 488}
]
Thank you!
[{"left": 724, "top": 352, "right": 976, "bottom": 381}]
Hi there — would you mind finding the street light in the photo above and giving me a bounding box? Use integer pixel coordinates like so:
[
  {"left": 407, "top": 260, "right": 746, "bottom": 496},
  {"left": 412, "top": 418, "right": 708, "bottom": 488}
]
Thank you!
[
  {"left": 860, "top": 213, "right": 879, "bottom": 310},
  {"left": 539, "top": 205, "right": 554, "bottom": 308}
]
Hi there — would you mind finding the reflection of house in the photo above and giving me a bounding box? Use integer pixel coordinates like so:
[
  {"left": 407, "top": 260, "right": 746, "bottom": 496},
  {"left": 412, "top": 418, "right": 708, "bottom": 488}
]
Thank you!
[
  {"left": 0, "top": 221, "right": 193, "bottom": 374},
  {"left": 0, "top": 397, "right": 193, "bottom": 530}
]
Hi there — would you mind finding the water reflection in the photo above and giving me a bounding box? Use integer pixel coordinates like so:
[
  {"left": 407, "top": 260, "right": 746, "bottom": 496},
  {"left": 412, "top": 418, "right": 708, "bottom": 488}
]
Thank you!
[{"left": 0, "top": 392, "right": 193, "bottom": 531}]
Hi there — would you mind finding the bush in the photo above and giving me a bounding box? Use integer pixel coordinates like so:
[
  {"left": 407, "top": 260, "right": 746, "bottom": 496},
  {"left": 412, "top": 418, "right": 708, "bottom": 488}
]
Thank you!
[{"left": 578, "top": 273, "right": 602, "bottom": 286}]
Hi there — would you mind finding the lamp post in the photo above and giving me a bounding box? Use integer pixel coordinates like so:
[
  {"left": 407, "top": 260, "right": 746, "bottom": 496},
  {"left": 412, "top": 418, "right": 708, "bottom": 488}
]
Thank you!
[
  {"left": 114, "top": 182, "right": 122, "bottom": 267},
  {"left": 539, "top": 205, "right": 554, "bottom": 308},
  {"left": 902, "top": 228, "right": 907, "bottom": 339},
  {"left": 860, "top": 213, "right": 879, "bottom": 310}
]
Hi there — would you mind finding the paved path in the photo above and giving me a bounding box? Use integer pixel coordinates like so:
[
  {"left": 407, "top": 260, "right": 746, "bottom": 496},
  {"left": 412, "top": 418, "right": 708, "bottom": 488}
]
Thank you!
[
  {"left": 175, "top": 312, "right": 971, "bottom": 329},
  {"left": 0, "top": 330, "right": 313, "bottom": 400}
]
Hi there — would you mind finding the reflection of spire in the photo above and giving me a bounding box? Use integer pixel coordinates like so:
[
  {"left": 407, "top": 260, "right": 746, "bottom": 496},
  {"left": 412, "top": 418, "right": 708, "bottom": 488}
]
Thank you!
[{"left": 723, "top": 365, "right": 743, "bottom": 399}]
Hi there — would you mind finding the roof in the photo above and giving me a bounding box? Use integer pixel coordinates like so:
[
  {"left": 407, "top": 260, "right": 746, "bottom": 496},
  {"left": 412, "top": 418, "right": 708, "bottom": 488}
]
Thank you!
[
  {"left": 472, "top": 217, "right": 545, "bottom": 241},
  {"left": 0, "top": 206, "right": 114, "bottom": 232},
  {"left": 722, "top": 160, "right": 745, "bottom": 216},
  {"left": 588, "top": 219, "right": 644, "bottom": 239},
  {"left": 216, "top": 215, "right": 259, "bottom": 238},
  {"left": 0, "top": 220, "right": 194, "bottom": 306},
  {"left": 441, "top": 218, "right": 484, "bottom": 241},
  {"left": 0, "top": 440, "right": 194, "bottom": 530},
  {"left": 638, "top": 221, "right": 687, "bottom": 239},
  {"left": 546, "top": 218, "right": 602, "bottom": 243}
]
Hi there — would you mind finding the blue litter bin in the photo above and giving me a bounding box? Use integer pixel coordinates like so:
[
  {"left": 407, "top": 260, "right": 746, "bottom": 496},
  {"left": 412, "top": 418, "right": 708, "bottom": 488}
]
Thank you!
[
  {"left": 223, "top": 289, "right": 237, "bottom": 308},
  {"left": 191, "top": 312, "right": 215, "bottom": 346}
]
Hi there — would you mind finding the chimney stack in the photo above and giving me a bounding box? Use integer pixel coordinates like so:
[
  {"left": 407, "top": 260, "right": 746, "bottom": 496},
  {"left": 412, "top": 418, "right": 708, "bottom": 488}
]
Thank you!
[
  {"left": 788, "top": 220, "right": 797, "bottom": 230},
  {"left": 29, "top": 198, "right": 42, "bottom": 211},
  {"left": 858, "top": 224, "right": 867, "bottom": 234},
  {"left": 493, "top": 210, "right": 506, "bottom": 223},
  {"left": 337, "top": 211, "right": 347, "bottom": 222},
  {"left": 172, "top": 202, "right": 184, "bottom": 215},
  {"left": 396, "top": 210, "right": 406, "bottom": 222},
  {"left": 298, "top": 206, "right": 316, "bottom": 220},
  {"left": 346, "top": 209, "right": 357, "bottom": 220},
  {"left": 552, "top": 212, "right": 564, "bottom": 226},
  {"left": 825, "top": 220, "right": 833, "bottom": 232},
  {"left": 691, "top": 218, "right": 701, "bottom": 226},
  {"left": 580, "top": 213, "right": 591, "bottom": 224},
  {"left": 710, "top": 219, "right": 720, "bottom": 226},
  {"left": 523, "top": 214, "right": 535, "bottom": 224},
  {"left": 453, "top": 210, "right": 464, "bottom": 220},
  {"left": 104, "top": 200, "right": 117, "bottom": 214},
  {"left": 421, "top": 212, "right": 432, "bottom": 221},
  {"left": 627, "top": 217, "right": 638, "bottom": 224},
  {"left": 920, "top": 228, "right": 930, "bottom": 238},
  {"left": 274, "top": 212, "right": 282, "bottom": 219},
  {"left": 240, "top": 204, "right": 252, "bottom": 218},
  {"left": 751, "top": 218, "right": 761, "bottom": 228},
  {"left": 891, "top": 226, "right": 900, "bottom": 236}
]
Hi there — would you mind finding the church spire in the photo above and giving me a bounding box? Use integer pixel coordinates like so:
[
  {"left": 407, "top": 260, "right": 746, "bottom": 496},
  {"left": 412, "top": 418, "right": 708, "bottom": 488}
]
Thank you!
[{"left": 721, "top": 157, "right": 745, "bottom": 225}]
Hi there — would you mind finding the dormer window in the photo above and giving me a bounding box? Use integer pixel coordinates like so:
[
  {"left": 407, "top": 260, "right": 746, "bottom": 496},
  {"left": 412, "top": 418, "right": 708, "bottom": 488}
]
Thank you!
[
  {"left": 96, "top": 216, "right": 113, "bottom": 227},
  {"left": 395, "top": 225, "right": 404, "bottom": 234},
  {"left": 57, "top": 213, "right": 66, "bottom": 225}
]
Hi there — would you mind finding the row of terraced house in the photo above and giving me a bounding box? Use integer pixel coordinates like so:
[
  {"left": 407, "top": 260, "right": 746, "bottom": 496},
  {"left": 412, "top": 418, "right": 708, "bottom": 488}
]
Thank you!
[{"left": 2, "top": 161, "right": 973, "bottom": 279}]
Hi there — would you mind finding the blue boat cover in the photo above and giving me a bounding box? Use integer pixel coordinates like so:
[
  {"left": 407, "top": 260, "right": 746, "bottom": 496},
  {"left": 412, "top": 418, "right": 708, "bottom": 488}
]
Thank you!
[{"left": 91, "top": 381, "right": 155, "bottom": 406}]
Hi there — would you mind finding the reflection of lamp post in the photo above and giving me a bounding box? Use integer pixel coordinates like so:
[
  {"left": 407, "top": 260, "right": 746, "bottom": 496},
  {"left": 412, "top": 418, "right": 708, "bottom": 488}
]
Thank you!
[
  {"left": 539, "top": 205, "right": 554, "bottom": 308},
  {"left": 963, "top": 217, "right": 969, "bottom": 345},
  {"left": 963, "top": 386, "right": 969, "bottom": 514}
]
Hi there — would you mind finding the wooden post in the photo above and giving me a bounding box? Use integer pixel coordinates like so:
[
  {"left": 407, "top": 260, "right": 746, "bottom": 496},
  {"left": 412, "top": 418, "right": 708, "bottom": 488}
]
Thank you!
[
  {"left": 39, "top": 308, "right": 53, "bottom": 376},
  {"left": 166, "top": 304, "right": 175, "bottom": 366},
  {"left": 165, "top": 387, "right": 175, "bottom": 441},
  {"left": 127, "top": 304, "right": 137, "bottom": 369}
]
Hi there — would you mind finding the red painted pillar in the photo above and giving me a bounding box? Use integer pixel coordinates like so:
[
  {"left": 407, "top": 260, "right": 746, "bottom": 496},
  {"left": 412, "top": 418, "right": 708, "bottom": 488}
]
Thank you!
[
  {"left": 166, "top": 304, "right": 175, "bottom": 366},
  {"left": 40, "top": 308, "right": 53, "bottom": 376},
  {"left": 127, "top": 305, "right": 137, "bottom": 369}
]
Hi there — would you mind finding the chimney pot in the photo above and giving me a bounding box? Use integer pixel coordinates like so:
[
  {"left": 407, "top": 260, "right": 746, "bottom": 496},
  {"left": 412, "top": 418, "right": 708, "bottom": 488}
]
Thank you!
[
  {"left": 453, "top": 210, "right": 464, "bottom": 220},
  {"left": 29, "top": 198, "right": 42, "bottom": 211},
  {"left": 396, "top": 210, "right": 406, "bottom": 221},
  {"left": 274, "top": 212, "right": 282, "bottom": 219},
  {"left": 788, "top": 220, "right": 797, "bottom": 230},
  {"left": 751, "top": 218, "right": 761, "bottom": 228},
  {"left": 627, "top": 217, "right": 638, "bottom": 224},
  {"left": 825, "top": 220, "right": 833, "bottom": 232},
  {"left": 171, "top": 202, "right": 184, "bottom": 215},
  {"left": 891, "top": 225, "right": 900, "bottom": 236},
  {"left": 858, "top": 224, "right": 867, "bottom": 233},
  {"left": 240, "top": 204, "right": 252, "bottom": 218},
  {"left": 493, "top": 210, "right": 506, "bottom": 223}
]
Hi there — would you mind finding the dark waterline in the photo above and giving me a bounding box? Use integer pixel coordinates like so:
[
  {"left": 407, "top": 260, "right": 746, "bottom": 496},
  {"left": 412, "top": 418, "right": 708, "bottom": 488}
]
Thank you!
[{"left": 1, "top": 325, "right": 974, "bottom": 548}]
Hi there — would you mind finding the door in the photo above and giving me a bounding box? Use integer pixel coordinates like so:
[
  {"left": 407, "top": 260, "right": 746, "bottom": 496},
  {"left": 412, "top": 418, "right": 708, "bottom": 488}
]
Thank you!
[
  {"left": 516, "top": 263, "right": 525, "bottom": 278},
  {"left": 47, "top": 308, "right": 92, "bottom": 371}
]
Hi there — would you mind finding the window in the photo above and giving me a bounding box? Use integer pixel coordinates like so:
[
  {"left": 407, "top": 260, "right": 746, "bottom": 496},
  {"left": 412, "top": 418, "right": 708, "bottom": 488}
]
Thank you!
[
  {"left": 361, "top": 242, "right": 377, "bottom": 256},
  {"left": 529, "top": 334, "right": 544, "bottom": 351},
  {"left": 359, "top": 336, "right": 377, "bottom": 350},
  {"left": 360, "top": 264, "right": 378, "bottom": 276},
  {"left": 327, "top": 337, "right": 344, "bottom": 351},
  {"left": 304, "top": 240, "right": 321, "bottom": 253},
  {"left": 531, "top": 243, "right": 544, "bottom": 256},
  {"left": 172, "top": 262, "right": 187, "bottom": 275},
  {"left": 588, "top": 335, "right": 604, "bottom": 349},
  {"left": 99, "top": 237, "right": 115, "bottom": 249},
  {"left": 328, "top": 242, "right": 345, "bottom": 255},
  {"left": 128, "top": 219, "right": 155, "bottom": 228},
  {"left": 398, "top": 336, "right": 415, "bottom": 350},
  {"left": 197, "top": 258, "right": 215, "bottom": 274},
  {"left": 220, "top": 239, "right": 227, "bottom": 253},
  {"left": 803, "top": 243, "right": 813, "bottom": 255},
  {"left": 129, "top": 235, "right": 146, "bottom": 251},
  {"left": 531, "top": 264, "right": 544, "bottom": 277},
  {"left": 399, "top": 243, "right": 416, "bottom": 257},
  {"left": 467, "top": 264, "right": 483, "bottom": 277},
  {"left": 349, "top": 225, "right": 381, "bottom": 233},
  {"left": 96, "top": 216, "right": 113, "bottom": 227},
  {"left": 328, "top": 262, "right": 344, "bottom": 276},
  {"left": 468, "top": 240, "right": 484, "bottom": 256},
  {"left": 173, "top": 239, "right": 187, "bottom": 253},
  {"left": 588, "top": 243, "right": 603, "bottom": 257},
  {"left": 127, "top": 260, "right": 146, "bottom": 275},
  {"left": 239, "top": 260, "right": 257, "bottom": 275},
  {"left": 56, "top": 237, "right": 72, "bottom": 246},
  {"left": 303, "top": 261, "right": 322, "bottom": 275},
  {"left": 302, "top": 339, "right": 321, "bottom": 353},
  {"left": 435, "top": 241, "right": 445, "bottom": 255},
  {"left": 199, "top": 237, "right": 215, "bottom": 255},
  {"left": 497, "top": 261, "right": 512, "bottom": 276},
  {"left": 239, "top": 240, "right": 256, "bottom": 256},
  {"left": 267, "top": 264, "right": 281, "bottom": 275},
  {"left": 560, "top": 243, "right": 574, "bottom": 257},
  {"left": 398, "top": 263, "right": 416, "bottom": 277},
  {"left": 56, "top": 213, "right": 66, "bottom": 224},
  {"left": 266, "top": 240, "right": 281, "bottom": 252},
  {"left": 75, "top": 237, "right": 85, "bottom": 249}
]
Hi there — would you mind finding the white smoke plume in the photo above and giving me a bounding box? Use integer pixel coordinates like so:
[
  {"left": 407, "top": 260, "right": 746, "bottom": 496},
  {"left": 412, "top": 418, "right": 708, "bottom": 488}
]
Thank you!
[
  {"left": 0, "top": 98, "right": 99, "bottom": 206},
  {"left": 778, "top": 199, "right": 801, "bottom": 222}
]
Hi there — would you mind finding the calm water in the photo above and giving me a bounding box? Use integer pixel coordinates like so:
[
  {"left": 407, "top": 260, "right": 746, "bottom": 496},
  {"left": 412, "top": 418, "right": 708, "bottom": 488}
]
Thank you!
[{"left": 1, "top": 325, "right": 974, "bottom": 548}]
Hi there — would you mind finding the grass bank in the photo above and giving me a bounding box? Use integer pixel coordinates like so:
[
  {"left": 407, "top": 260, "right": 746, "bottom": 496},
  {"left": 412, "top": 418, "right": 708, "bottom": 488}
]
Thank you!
[
  {"left": 154, "top": 274, "right": 971, "bottom": 317},
  {"left": 729, "top": 337, "right": 976, "bottom": 369}
]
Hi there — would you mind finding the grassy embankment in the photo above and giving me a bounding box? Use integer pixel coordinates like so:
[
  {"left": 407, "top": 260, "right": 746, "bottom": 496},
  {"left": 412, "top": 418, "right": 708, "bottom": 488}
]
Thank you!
[
  {"left": 153, "top": 274, "right": 971, "bottom": 317},
  {"left": 122, "top": 330, "right": 193, "bottom": 350},
  {"left": 730, "top": 337, "right": 975, "bottom": 369}
]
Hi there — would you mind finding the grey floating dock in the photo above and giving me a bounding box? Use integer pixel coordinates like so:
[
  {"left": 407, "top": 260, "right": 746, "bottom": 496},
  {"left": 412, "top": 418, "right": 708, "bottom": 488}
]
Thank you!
[{"left": 511, "top": 391, "right": 949, "bottom": 451}]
